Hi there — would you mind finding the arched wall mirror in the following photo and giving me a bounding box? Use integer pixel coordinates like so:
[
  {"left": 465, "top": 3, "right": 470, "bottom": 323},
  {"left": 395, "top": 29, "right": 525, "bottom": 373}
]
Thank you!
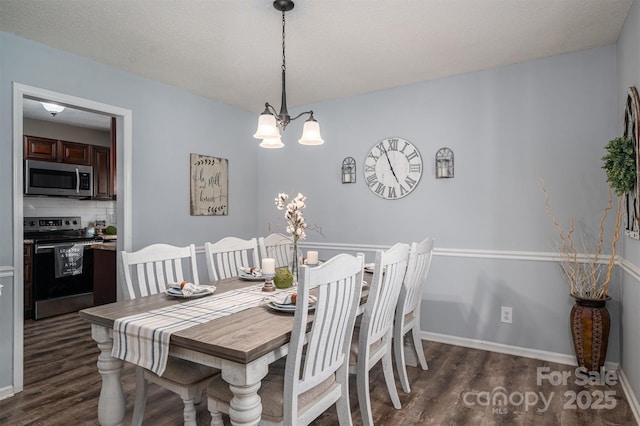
[{"left": 624, "top": 87, "right": 640, "bottom": 239}]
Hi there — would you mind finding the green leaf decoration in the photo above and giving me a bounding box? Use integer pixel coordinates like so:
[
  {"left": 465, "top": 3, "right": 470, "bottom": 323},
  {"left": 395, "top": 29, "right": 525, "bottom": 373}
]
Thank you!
[{"left": 602, "top": 136, "right": 636, "bottom": 196}]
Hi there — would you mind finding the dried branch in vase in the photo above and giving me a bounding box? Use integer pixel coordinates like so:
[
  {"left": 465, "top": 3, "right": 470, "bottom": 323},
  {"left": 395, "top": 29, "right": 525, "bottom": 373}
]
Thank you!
[{"left": 538, "top": 171, "right": 619, "bottom": 300}]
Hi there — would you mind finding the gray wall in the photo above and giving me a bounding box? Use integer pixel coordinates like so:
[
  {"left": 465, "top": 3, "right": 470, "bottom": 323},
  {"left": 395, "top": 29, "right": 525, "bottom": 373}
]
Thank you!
[
  {"left": 256, "top": 47, "right": 618, "bottom": 250},
  {"left": 618, "top": 0, "right": 640, "bottom": 408}
]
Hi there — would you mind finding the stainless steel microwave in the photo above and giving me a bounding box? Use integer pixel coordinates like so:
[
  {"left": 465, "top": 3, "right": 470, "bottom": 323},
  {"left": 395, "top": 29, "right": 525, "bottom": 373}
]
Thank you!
[{"left": 24, "top": 159, "right": 93, "bottom": 198}]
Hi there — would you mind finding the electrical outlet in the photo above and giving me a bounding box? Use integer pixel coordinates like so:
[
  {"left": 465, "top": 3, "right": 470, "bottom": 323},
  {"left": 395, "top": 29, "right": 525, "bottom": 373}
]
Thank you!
[{"left": 501, "top": 306, "right": 512, "bottom": 324}]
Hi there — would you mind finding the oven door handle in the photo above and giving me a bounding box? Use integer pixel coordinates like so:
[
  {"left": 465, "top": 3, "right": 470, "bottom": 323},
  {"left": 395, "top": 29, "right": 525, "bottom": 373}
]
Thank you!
[
  {"left": 76, "top": 168, "right": 80, "bottom": 194},
  {"left": 35, "top": 241, "right": 97, "bottom": 253}
]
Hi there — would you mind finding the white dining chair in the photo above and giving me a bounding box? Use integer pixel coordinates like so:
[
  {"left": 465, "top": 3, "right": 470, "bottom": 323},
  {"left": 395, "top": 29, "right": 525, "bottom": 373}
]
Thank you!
[
  {"left": 120, "top": 243, "right": 219, "bottom": 426},
  {"left": 393, "top": 237, "right": 434, "bottom": 393},
  {"left": 207, "top": 253, "right": 365, "bottom": 426},
  {"left": 258, "top": 232, "right": 294, "bottom": 268},
  {"left": 204, "top": 236, "right": 260, "bottom": 281},
  {"left": 349, "top": 243, "right": 409, "bottom": 426}
]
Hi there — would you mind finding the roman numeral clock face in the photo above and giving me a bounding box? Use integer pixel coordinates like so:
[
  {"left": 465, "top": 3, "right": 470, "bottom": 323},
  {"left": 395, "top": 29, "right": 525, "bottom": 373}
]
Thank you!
[{"left": 364, "top": 137, "right": 423, "bottom": 200}]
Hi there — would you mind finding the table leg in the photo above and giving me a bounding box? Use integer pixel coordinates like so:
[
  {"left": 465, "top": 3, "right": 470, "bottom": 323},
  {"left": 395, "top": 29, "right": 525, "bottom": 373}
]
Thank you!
[
  {"left": 228, "top": 382, "right": 262, "bottom": 426},
  {"left": 222, "top": 362, "right": 268, "bottom": 426},
  {"left": 92, "top": 324, "right": 126, "bottom": 426}
]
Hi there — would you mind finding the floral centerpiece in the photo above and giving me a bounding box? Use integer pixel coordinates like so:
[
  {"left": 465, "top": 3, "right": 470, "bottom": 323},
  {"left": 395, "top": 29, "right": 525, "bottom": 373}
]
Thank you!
[{"left": 275, "top": 192, "right": 308, "bottom": 281}]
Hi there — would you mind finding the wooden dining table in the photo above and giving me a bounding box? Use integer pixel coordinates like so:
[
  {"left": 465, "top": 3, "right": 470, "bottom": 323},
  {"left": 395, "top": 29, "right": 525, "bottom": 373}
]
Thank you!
[{"left": 79, "top": 273, "right": 371, "bottom": 426}]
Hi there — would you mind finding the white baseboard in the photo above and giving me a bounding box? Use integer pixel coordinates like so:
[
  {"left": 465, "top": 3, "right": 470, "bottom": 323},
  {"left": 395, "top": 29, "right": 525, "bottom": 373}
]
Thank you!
[
  {"left": 421, "top": 330, "right": 619, "bottom": 370},
  {"left": 0, "top": 385, "right": 14, "bottom": 401},
  {"left": 619, "top": 368, "right": 640, "bottom": 425}
]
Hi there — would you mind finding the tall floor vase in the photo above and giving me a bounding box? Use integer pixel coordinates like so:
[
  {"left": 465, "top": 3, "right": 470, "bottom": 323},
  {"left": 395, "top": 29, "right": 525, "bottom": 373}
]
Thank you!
[{"left": 570, "top": 296, "right": 610, "bottom": 371}]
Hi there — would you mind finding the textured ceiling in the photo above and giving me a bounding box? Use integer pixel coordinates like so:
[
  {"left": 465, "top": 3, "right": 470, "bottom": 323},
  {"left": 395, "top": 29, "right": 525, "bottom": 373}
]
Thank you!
[{"left": 0, "top": 0, "right": 633, "bottom": 115}]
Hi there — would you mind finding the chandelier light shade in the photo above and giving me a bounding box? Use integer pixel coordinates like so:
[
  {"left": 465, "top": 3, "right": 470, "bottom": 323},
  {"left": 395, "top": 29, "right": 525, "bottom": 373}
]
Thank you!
[
  {"left": 259, "top": 137, "right": 285, "bottom": 149},
  {"left": 254, "top": 0, "right": 324, "bottom": 148},
  {"left": 40, "top": 102, "right": 65, "bottom": 117},
  {"left": 253, "top": 111, "right": 281, "bottom": 140},
  {"left": 298, "top": 114, "right": 324, "bottom": 145}
]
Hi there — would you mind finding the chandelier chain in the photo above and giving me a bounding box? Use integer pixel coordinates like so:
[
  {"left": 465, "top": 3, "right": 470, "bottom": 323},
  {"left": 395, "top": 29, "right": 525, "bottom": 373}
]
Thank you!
[
  {"left": 254, "top": 0, "right": 323, "bottom": 147},
  {"left": 281, "top": 9, "right": 286, "bottom": 72}
]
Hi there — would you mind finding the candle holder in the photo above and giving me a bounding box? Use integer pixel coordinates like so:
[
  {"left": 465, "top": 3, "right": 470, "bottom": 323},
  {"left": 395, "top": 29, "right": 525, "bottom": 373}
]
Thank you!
[{"left": 261, "top": 273, "right": 276, "bottom": 292}]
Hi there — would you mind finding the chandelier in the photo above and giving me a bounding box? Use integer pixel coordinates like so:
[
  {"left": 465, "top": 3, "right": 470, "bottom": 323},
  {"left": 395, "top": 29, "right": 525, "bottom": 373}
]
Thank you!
[{"left": 253, "top": 0, "right": 324, "bottom": 149}]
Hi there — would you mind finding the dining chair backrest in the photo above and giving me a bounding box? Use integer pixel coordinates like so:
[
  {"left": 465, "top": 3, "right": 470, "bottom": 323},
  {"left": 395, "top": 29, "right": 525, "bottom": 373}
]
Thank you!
[
  {"left": 400, "top": 237, "right": 434, "bottom": 317},
  {"left": 258, "top": 232, "right": 294, "bottom": 268},
  {"left": 120, "top": 243, "right": 216, "bottom": 426},
  {"left": 204, "top": 236, "right": 260, "bottom": 281},
  {"left": 120, "top": 243, "right": 199, "bottom": 299},
  {"left": 363, "top": 243, "right": 410, "bottom": 345},
  {"left": 393, "top": 236, "right": 434, "bottom": 393},
  {"left": 285, "top": 253, "right": 364, "bottom": 425},
  {"left": 352, "top": 242, "right": 409, "bottom": 425}
]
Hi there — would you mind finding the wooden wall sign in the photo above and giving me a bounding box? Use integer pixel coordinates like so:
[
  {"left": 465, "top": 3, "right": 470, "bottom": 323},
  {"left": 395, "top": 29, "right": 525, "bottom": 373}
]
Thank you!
[
  {"left": 190, "top": 153, "right": 228, "bottom": 216},
  {"left": 624, "top": 87, "right": 640, "bottom": 239}
]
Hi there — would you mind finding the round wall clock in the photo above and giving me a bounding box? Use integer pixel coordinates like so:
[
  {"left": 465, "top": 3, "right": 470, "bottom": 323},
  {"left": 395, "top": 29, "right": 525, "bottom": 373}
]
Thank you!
[{"left": 363, "top": 137, "right": 423, "bottom": 200}]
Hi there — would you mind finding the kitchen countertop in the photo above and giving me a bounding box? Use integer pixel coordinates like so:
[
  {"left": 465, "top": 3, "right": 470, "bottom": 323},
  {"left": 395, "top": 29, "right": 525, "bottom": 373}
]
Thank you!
[{"left": 91, "top": 242, "right": 117, "bottom": 251}]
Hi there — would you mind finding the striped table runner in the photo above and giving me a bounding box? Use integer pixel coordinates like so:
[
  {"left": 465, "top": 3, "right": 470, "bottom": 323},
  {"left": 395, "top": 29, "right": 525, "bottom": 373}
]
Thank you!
[{"left": 111, "top": 284, "right": 295, "bottom": 376}]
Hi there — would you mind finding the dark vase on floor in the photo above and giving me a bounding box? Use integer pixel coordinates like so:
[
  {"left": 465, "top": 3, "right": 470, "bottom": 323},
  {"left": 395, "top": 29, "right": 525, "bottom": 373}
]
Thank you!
[{"left": 570, "top": 296, "right": 611, "bottom": 371}]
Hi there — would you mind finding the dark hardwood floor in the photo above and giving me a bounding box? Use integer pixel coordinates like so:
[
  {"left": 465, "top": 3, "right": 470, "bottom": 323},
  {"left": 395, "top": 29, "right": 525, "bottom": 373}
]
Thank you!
[{"left": 0, "top": 312, "right": 637, "bottom": 425}]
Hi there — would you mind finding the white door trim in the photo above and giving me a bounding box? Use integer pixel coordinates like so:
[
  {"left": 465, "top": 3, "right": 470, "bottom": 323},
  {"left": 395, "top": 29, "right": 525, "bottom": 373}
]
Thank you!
[{"left": 12, "top": 83, "right": 133, "bottom": 393}]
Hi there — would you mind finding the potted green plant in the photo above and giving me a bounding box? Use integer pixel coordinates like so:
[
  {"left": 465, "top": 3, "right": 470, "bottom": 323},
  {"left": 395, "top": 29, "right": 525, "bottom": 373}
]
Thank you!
[{"left": 539, "top": 136, "right": 635, "bottom": 370}]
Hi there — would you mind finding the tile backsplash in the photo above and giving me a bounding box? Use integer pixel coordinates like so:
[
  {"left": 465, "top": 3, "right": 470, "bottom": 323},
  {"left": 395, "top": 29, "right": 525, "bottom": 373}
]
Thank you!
[{"left": 24, "top": 197, "right": 116, "bottom": 228}]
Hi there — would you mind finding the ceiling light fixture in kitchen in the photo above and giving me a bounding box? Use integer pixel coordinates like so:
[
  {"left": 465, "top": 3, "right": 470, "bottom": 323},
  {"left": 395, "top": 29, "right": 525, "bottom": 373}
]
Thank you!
[
  {"left": 40, "top": 102, "right": 65, "bottom": 117},
  {"left": 253, "top": 0, "right": 324, "bottom": 149}
]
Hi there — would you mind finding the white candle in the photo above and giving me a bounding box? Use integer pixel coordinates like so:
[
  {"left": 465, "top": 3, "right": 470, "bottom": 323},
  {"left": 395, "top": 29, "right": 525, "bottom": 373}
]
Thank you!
[
  {"left": 307, "top": 251, "right": 319, "bottom": 265},
  {"left": 440, "top": 166, "right": 449, "bottom": 178},
  {"left": 262, "top": 258, "right": 275, "bottom": 275}
]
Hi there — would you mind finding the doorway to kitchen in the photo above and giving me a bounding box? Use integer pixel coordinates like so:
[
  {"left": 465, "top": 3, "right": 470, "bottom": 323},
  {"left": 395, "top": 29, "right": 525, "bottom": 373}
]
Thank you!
[{"left": 11, "top": 83, "right": 132, "bottom": 395}]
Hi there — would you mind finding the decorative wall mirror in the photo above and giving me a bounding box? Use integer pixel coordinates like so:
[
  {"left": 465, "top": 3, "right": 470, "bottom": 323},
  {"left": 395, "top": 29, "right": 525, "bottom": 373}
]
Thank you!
[
  {"left": 435, "top": 147, "right": 454, "bottom": 179},
  {"left": 624, "top": 86, "right": 640, "bottom": 239},
  {"left": 342, "top": 157, "right": 356, "bottom": 183}
]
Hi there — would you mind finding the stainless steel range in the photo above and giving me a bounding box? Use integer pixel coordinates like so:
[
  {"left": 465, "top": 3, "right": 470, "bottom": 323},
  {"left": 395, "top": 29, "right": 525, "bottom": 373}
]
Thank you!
[{"left": 24, "top": 216, "right": 101, "bottom": 319}]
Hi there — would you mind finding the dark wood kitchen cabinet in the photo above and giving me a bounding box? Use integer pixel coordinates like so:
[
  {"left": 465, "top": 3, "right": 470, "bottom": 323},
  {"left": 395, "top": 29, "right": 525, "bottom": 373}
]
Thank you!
[
  {"left": 23, "top": 242, "right": 33, "bottom": 319},
  {"left": 93, "top": 246, "right": 117, "bottom": 306},
  {"left": 24, "top": 136, "right": 90, "bottom": 165},
  {"left": 59, "top": 140, "right": 91, "bottom": 165},
  {"left": 110, "top": 117, "right": 117, "bottom": 199},
  {"left": 92, "top": 146, "right": 111, "bottom": 199},
  {"left": 23, "top": 136, "right": 58, "bottom": 161}
]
